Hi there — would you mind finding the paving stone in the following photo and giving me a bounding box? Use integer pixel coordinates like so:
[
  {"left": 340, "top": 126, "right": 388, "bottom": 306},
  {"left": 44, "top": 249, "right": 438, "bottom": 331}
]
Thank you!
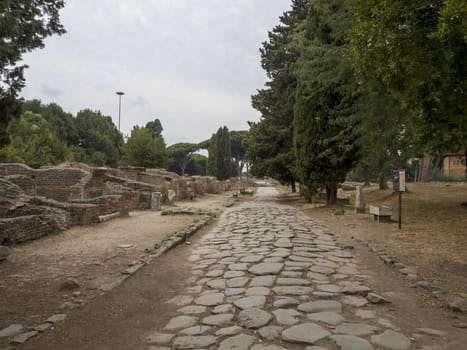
[
  {"left": 240, "top": 255, "right": 264, "bottom": 263},
  {"left": 46, "top": 314, "right": 67, "bottom": 324},
  {"left": 207, "top": 279, "right": 226, "bottom": 289},
  {"left": 281, "top": 271, "right": 303, "bottom": 278},
  {"left": 367, "top": 293, "right": 391, "bottom": 304},
  {"left": 377, "top": 318, "right": 398, "bottom": 330},
  {"left": 251, "top": 344, "right": 288, "bottom": 350},
  {"left": 237, "top": 308, "right": 273, "bottom": 328},
  {"left": 224, "top": 271, "right": 245, "bottom": 278},
  {"left": 273, "top": 309, "right": 301, "bottom": 325},
  {"left": 163, "top": 316, "right": 198, "bottom": 331},
  {"left": 371, "top": 330, "right": 411, "bottom": 350},
  {"left": 11, "top": 331, "right": 38, "bottom": 344},
  {"left": 177, "top": 305, "right": 207, "bottom": 314},
  {"left": 341, "top": 295, "right": 368, "bottom": 307},
  {"left": 342, "top": 285, "right": 371, "bottom": 296},
  {"left": 245, "top": 286, "right": 270, "bottom": 296},
  {"left": 274, "top": 238, "right": 293, "bottom": 248},
  {"left": 355, "top": 309, "right": 377, "bottom": 319},
  {"left": 304, "top": 347, "right": 329, "bottom": 350},
  {"left": 33, "top": 323, "right": 52, "bottom": 332},
  {"left": 179, "top": 325, "right": 211, "bottom": 336},
  {"left": 0, "top": 324, "right": 24, "bottom": 338},
  {"left": 206, "top": 269, "right": 225, "bottom": 277},
  {"left": 194, "top": 293, "right": 224, "bottom": 306},
  {"left": 229, "top": 263, "right": 249, "bottom": 271},
  {"left": 147, "top": 332, "right": 175, "bottom": 345},
  {"left": 225, "top": 288, "right": 245, "bottom": 296},
  {"left": 307, "top": 272, "right": 330, "bottom": 281},
  {"left": 264, "top": 257, "right": 284, "bottom": 263},
  {"left": 281, "top": 323, "right": 331, "bottom": 344},
  {"left": 215, "top": 326, "right": 243, "bottom": 337},
  {"left": 226, "top": 277, "right": 249, "bottom": 288},
  {"left": 312, "top": 291, "right": 338, "bottom": 299},
  {"left": 307, "top": 311, "right": 345, "bottom": 325},
  {"left": 258, "top": 326, "right": 283, "bottom": 341},
  {"left": 273, "top": 296, "right": 300, "bottom": 308},
  {"left": 317, "top": 284, "right": 342, "bottom": 293},
  {"left": 234, "top": 295, "right": 266, "bottom": 309},
  {"left": 276, "top": 277, "right": 311, "bottom": 286},
  {"left": 250, "top": 275, "right": 276, "bottom": 287},
  {"left": 172, "top": 335, "right": 217, "bottom": 349},
  {"left": 335, "top": 323, "right": 379, "bottom": 336},
  {"left": 414, "top": 328, "right": 447, "bottom": 337},
  {"left": 218, "top": 334, "right": 256, "bottom": 350},
  {"left": 249, "top": 263, "right": 284, "bottom": 275},
  {"left": 273, "top": 286, "right": 313, "bottom": 296},
  {"left": 298, "top": 300, "right": 342, "bottom": 313},
  {"left": 309, "top": 265, "right": 335, "bottom": 275},
  {"left": 330, "top": 335, "right": 374, "bottom": 350},
  {"left": 202, "top": 313, "right": 234, "bottom": 326},
  {"left": 213, "top": 304, "right": 235, "bottom": 314}
]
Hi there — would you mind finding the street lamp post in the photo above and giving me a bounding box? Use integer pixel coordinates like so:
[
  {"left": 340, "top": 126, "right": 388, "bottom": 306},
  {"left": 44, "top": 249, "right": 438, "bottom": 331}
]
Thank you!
[{"left": 116, "top": 91, "right": 124, "bottom": 131}]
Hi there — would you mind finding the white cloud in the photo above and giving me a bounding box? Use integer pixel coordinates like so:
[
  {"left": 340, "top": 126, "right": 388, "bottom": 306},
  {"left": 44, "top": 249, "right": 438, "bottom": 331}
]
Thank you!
[{"left": 20, "top": 0, "right": 291, "bottom": 145}]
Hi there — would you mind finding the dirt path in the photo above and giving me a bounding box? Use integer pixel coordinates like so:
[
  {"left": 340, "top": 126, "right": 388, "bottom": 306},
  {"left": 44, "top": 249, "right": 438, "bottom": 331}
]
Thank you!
[{"left": 0, "top": 192, "right": 234, "bottom": 349}]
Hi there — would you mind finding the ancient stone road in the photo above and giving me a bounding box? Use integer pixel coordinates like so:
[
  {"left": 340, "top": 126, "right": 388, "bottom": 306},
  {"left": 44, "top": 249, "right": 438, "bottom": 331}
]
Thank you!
[{"left": 146, "top": 187, "right": 448, "bottom": 350}]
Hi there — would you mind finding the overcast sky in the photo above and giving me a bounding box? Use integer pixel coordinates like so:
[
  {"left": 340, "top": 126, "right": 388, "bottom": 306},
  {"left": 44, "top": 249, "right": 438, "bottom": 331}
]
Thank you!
[{"left": 20, "top": 0, "right": 291, "bottom": 145}]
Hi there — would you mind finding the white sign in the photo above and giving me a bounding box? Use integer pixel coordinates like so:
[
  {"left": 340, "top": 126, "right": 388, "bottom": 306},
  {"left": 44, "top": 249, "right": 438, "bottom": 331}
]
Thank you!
[{"left": 399, "top": 169, "right": 406, "bottom": 192}]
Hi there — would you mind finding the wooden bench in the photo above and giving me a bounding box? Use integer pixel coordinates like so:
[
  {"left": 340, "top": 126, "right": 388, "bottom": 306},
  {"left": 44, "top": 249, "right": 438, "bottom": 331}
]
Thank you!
[{"left": 369, "top": 205, "right": 392, "bottom": 223}]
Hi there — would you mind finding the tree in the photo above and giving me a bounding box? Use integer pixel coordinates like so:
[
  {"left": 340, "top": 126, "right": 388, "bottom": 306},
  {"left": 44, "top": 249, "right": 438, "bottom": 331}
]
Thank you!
[
  {"left": 71, "top": 109, "right": 123, "bottom": 167},
  {"left": 122, "top": 126, "right": 167, "bottom": 168},
  {"left": 0, "top": 0, "right": 66, "bottom": 146},
  {"left": 206, "top": 126, "right": 231, "bottom": 181},
  {"left": 0, "top": 111, "right": 66, "bottom": 168},
  {"left": 293, "top": 0, "right": 361, "bottom": 205},
  {"left": 167, "top": 142, "right": 199, "bottom": 176},
  {"left": 230, "top": 130, "right": 248, "bottom": 177},
  {"left": 145, "top": 118, "right": 163, "bottom": 138},
  {"left": 248, "top": 0, "right": 308, "bottom": 191},
  {"left": 22, "top": 99, "right": 78, "bottom": 145},
  {"left": 206, "top": 133, "right": 218, "bottom": 177},
  {"left": 185, "top": 154, "right": 207, "bottom": 176},
  {"left": 347, "top": 0, "right": 467, "bottom": 176},
  {"left": 352, "top": 81, "right": 419, "bottom": 189}
]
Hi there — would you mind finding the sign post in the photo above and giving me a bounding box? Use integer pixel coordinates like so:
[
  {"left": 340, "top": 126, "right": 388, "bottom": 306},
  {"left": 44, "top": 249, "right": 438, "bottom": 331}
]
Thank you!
[{"left": 393, "top": 169, "right": 406, "bottom": 229}]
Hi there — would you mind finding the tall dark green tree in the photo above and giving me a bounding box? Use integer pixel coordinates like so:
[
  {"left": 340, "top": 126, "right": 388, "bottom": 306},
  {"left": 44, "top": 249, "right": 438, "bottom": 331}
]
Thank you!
[
  {"left": 145, "top": 118, "right": 163, "bottom": 138},
  {"left": 247, "top": 0, "right": 308, "bottom": 191},
  {"left": 207, "top": 126, "right": 232, "bottom": 181},
  {"left": 0, "top": 0, "right": 66, "bottom": 145},
  {"left": 348, "top": 0, "right": 467, "bottom": 176},
  {"left": 206, "top": 133, "right": 218, "bottom": 178},
  {"left": 293, "top": 0, "right": 361, "bottom": 204}
]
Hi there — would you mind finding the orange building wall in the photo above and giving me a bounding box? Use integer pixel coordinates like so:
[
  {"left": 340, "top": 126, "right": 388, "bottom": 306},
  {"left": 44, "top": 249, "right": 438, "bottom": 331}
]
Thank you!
[{"left": 443, "top": 155, "right": 466, "bottom": 176}]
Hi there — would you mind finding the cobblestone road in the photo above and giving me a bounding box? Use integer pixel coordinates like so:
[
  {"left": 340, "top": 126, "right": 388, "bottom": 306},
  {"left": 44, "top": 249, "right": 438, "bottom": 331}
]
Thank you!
[{"left": 147, "top": 187, "right": 445, "bottom": 350}]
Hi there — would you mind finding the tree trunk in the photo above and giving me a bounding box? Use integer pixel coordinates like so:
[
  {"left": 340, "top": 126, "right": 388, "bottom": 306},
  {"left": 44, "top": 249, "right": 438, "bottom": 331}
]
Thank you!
[
  {"left": 291, "top": 181, "right": 297, "bottom": 193},
  {"left": 464, "top": 150, "right": 467, "bottom": 178},
  {"left": 363, "top": 167, "right": 371, "bottom": 186},
  {"left": 378, "top": 172, "right": 388, "bottom": 190},
  {"left": 326, "top": 185, "right": 337, "bottom": 205}
]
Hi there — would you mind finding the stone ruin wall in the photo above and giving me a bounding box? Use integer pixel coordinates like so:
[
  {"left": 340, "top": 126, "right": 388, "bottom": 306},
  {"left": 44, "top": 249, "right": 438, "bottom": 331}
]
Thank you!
[{"left": 0, "top": 163, "right": 248, "bottom": 245}]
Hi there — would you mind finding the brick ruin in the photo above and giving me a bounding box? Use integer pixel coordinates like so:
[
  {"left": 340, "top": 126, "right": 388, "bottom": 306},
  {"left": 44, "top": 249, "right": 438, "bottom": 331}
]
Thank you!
[{"left": 0, "top": 163, "right": 248, "bottom": 245}]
